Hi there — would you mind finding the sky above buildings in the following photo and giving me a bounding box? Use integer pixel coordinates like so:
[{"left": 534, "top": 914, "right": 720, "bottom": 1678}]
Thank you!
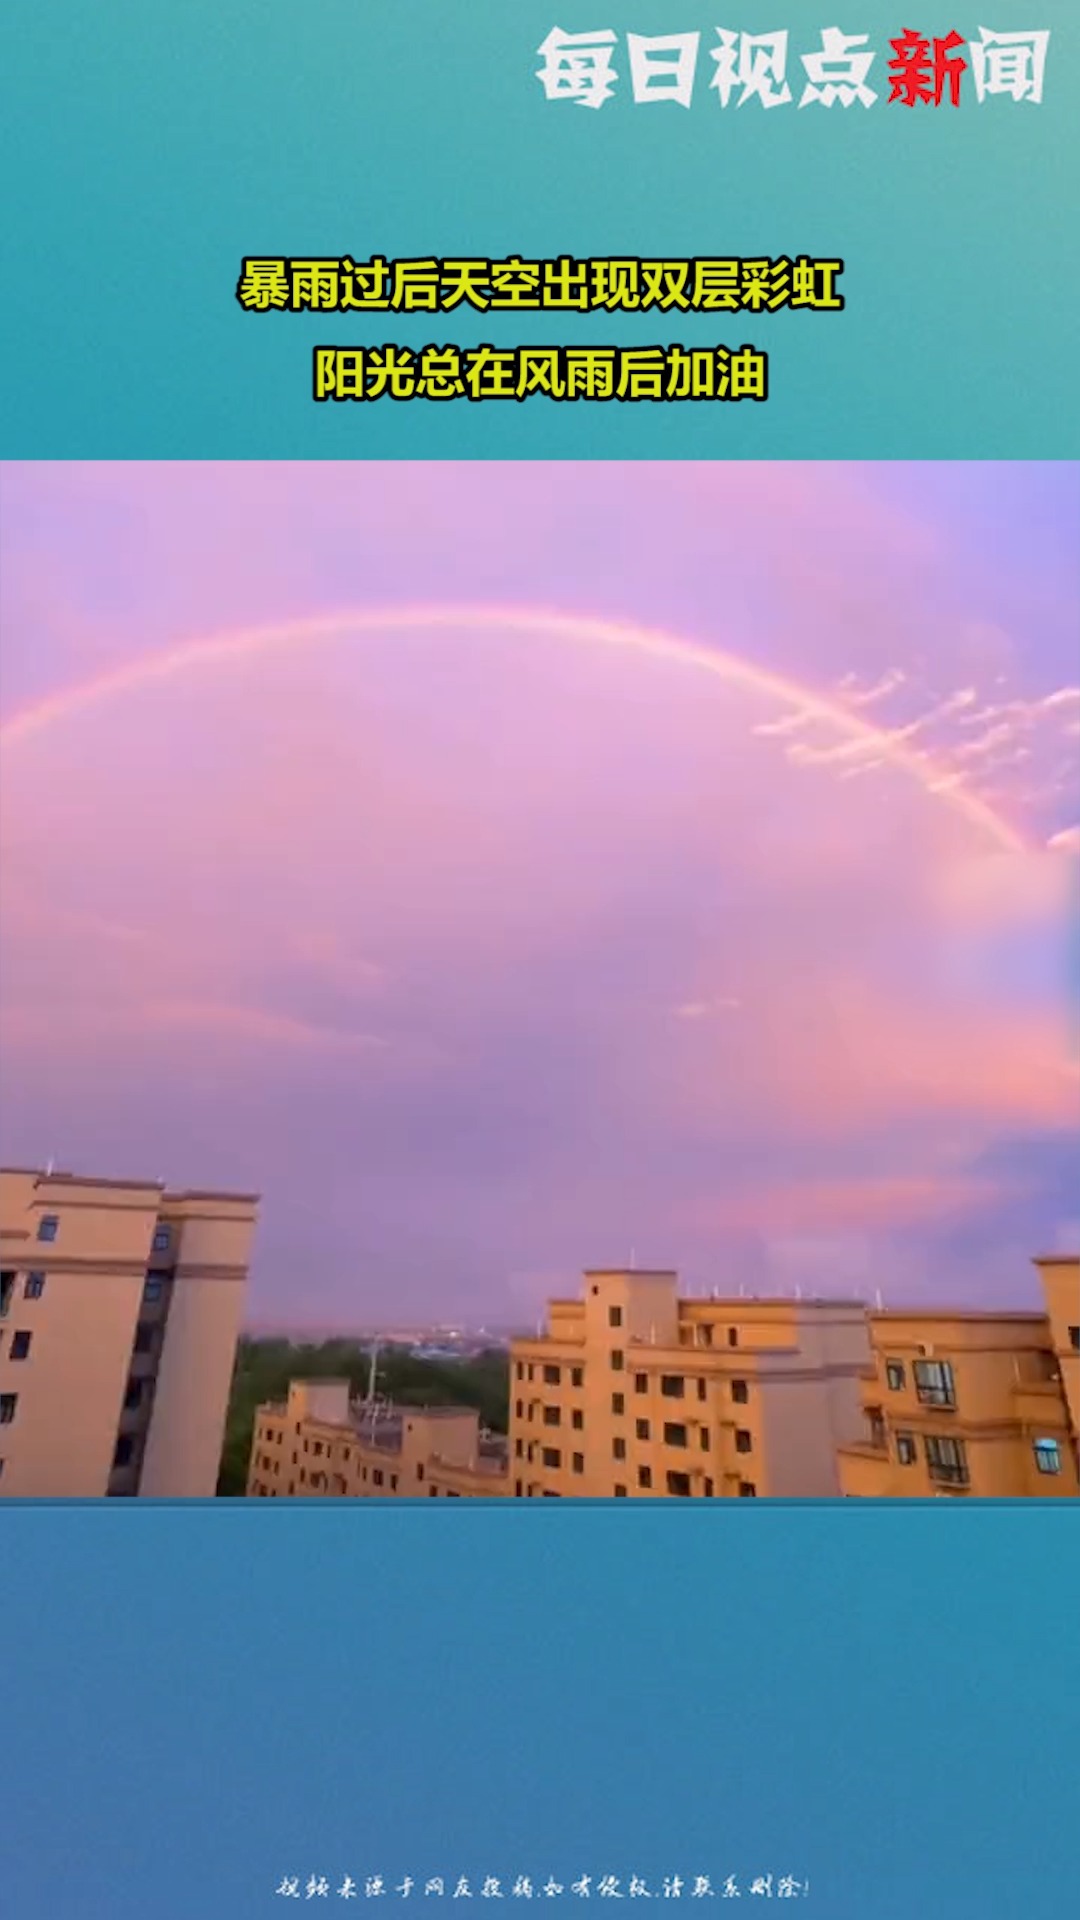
[{"left": 1, "top": 461, "right": 1077, "bottom": 1323}]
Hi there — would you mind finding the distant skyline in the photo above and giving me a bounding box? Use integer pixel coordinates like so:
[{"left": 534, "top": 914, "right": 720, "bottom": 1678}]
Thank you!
[{"left": 1, "top": 461, "right": 1077, "bottom": 1320}]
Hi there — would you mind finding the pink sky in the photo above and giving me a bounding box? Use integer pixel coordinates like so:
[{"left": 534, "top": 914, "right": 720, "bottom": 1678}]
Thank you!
[{"left": 1, "top": 462, "right": 1077, "bottom": 1322}]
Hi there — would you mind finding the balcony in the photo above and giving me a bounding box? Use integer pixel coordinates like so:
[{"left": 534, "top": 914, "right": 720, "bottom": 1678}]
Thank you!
[{"left": 926, "top": 1458, "right": 969, "bottom": 1489}]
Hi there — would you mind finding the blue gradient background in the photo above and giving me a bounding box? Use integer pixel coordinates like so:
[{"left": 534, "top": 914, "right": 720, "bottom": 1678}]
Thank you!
[
  {"left": 2, "top": 0, "right": 1078, "bottom": 457},
  {"left": 5, "top": 1502, "right": 1080, "bottom": 1919},
  {"left": 5, "top": 5, "right": 1080, "bottom": 1914}
]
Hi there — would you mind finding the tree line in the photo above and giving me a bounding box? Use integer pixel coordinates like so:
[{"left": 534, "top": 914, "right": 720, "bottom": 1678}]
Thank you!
[{"left": 217, "top": 1337, "right": 511, "bottom": 1495}]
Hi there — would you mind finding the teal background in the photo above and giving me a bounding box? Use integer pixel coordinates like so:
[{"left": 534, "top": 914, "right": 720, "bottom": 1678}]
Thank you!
[
  {"left": 2, "top": 0, "right": 1078, "bottom": 457},
  {"left": 4, "top": 1502, "right": 1080, "bottom": 1919},
  {"left": 5, "top": 8, "right": 1080, "bottom": 1914}
]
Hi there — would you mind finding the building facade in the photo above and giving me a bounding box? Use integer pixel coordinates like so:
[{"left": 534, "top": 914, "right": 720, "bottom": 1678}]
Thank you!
[
  {"left": 246, "top": 1259, "right": 1078, "bottom": 1503},
  {"left": 247, "top": 1379, "right": 510, "bottom": 1497},
  {"left": 1034, "top": 1255, "right": 1080, "bottom": 1445},
  {"left": 508, "top": 1269, "right": 872, "bottom": 1497},
  {"left": 838, "top": 1289, "right": 1079, "bottom": 1498},
  {"left": 0, "top": 1167, "right": 257, "bottom": 1497}
]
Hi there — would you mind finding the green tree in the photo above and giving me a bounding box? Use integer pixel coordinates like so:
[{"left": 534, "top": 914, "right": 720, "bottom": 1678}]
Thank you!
[{"left": 217, "top": 1339, "right": 510, "bottom": 1496}]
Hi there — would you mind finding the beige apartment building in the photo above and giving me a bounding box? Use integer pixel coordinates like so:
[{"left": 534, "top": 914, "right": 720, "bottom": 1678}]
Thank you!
[
  {"left": 838, "top": 1260, "right": 1080, "bottom": 1498},
  {"left": 1035, "top": 1255, "right": 1080, "bottom": 1442},
  {"left": 247, "top": 1258, "right": 1078, "bottom": 1503},
  {"left": 247, "top": 1379, "right": 510, "bottom": 1497},
  {"left": 509, "top": 1269, "right": 872, "bottom": 1497},
  {"left": 0, "top": 1167, "right": 257, "bottom": 1498}
]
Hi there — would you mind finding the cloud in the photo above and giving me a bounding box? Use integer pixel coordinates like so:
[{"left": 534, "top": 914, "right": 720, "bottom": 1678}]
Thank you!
[{"left": 1, "top": 460, "right": 1077, "bottom": 1320}]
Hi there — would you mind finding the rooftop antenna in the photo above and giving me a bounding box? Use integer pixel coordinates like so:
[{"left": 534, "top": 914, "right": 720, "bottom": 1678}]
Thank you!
[
  {"left": 874, "top": 1289, "right": 884, "bottom": 1311},
  {"left": 45, "top": 1156, "right": 56, "bottom": 1176},
  {"left": 629, "top": 1247, "right": 636, "bottom": 1270},
  {"left": 366, "top": 1341, "right": 379, "bottom": 1405}
]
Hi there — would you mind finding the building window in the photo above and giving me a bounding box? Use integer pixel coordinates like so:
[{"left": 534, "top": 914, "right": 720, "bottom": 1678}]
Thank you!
[
  {"left": 610, "top": 1349, "right": 624, "bottom": 1371},
  {"left": 734, "top": 1429, "right": 752, "bottom": 1454},
  {"left": 613, "top": 1485, "right": 628, "bottom": 1497},
  {"left": 133, "top": 1323, "right": 154, "bottom": 1355},
  {"left": 638, "top": 1466, "right": 652, "bottom": 1489},
  {"left": 514, "top": 1479, "right": 523, "bottom": 1497},
  {"left": 1068, "top": 1326, "right": 1080, "bottom": 1351},
  {"left": 663, "top": 1422, "right": 688, "bottom": 1448},
  {"left": 543, "top": 1406, "right": 561, "bottom": 1427},
  {"left": 571, "top": 1367, "right": 584, "bottom": 1388},
  {"left": 613, "top": 1437, "right": 626, "bottom": 1461},
  {"left": 914, "top": 1360, "right": 956, "bottom": 1408},
  {"left": 666, "top": 1471, "right": 691, "bottom": 1497},
  {"left": 390, "top": 1475, "right": 398, "bottom": 1491},
  {"left": 516, "top": 1361, "right": 524, "bottom": 1380},
  {"left": 572, "top": 1453, "right": 584, "bottom": 1474},
  {"left": 698, "top": 1325, "right": 713, "bottom": 1347},
  {"left": 515, "top": 1399, "right": 523, "bottom": 1419},
  {"left": 738, "top": 1481, "right": 757, "bottom": 1497},
  {"left": 151, "top": 1226, "right": 171, "bottom": 1253},
  {"left": 924, "top": 1435, "right": 969, "bottom": 1486},
  {"left": 9, "top": 1331, "right": 32, "bottom": 1360},
  {"left": 514, "top": 1440, "right": 523, "bottom": 1458},
  {"left": 611, "top": 1392, "right": 624, "bottom": 1416},
  {"left": 700, "top": 1428, "right": 710, "bottom": 1451},
  {"left": 731, "top": 1379, "right": 749, "bottom": 1404},
  {"left": 571, "top": 1408, "right": 584, "bottom": 1430},
  {"left": 1034, "top": 1438, "right": 1062, "bottom": 1476},
  {"left": 527, "top": 1364, "right": 535, "bottom": 1382},
  {"left": 313, "top": 1441, "right": 323, "bottom": 1457},
  {"left": 143, "top": 1277, "right": 163, "bottom": 1303},
  {"left": 373, "top": 1469, "right": 384, "bottom": 1486},
  {"left": 543, "top": 1364, "right": 560, "bottom": 1385},
  {"left": 123, "top": 1379, "right": 144, "bottom": 1410},
  {"left": 114, "top": 1435, "right": 134, "bottom": 1468},
  {"left": 542, "top": 1447, "right": 561, "bottom": 1469},
  {"left": 896, "top": 1432, "right": 917, "bottom": 1466},
  {"left": 868, "top": 1407, "right": 886, "bottom": 1449},
  {"left": 608, "top": 1305, "right": 623, "bottom": 1328},
  {"left": 727, "top": 1328, "right": 738, "bottom": 1347},
  {"left": 660, "top": 1375, "right": 684, "bottom": 1398},
  {"left": 885, "top": 1360, "right": 905, "bottom": 1390},
  {"left": 696, "top": 1379, "right": 707, "bottom": 1402},
  {"left": 635, "top": 1418, "right": 650, "bottom": 1441},
  {"left": 24, "top": 1272, "right": 46, "bottom": 1300},
  {"left": 634, "top": 1372, "right": 648, "bottom": 1393},
  {"left": 36, "top": 1216, "right": 59, "bottom": 1243},
  {"left": 0, "top": 1394, "right": 18, "bottom": 1424}
]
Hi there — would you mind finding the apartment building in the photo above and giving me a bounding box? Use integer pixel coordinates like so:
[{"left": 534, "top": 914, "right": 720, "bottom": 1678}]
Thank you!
[
  {"left": 1034, "top": 1255, "right": 1080, "bottom": 1442},
  {"left": 508, "top": 1269, "right": 872, "bottom": 1497},
  {"left": 0, "top": 1167, "right": 257, "bottom": 1497},
  {"left": 247, "top": 1379, "right": 510, "bottom": 1497},
  {"left": 838, "top": 1289, "right": 1079, "bottom": 1498}
]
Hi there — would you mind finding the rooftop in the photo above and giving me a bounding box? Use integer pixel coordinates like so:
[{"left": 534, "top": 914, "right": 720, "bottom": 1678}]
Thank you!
[
  {"left": 1, "top": 1167, "right": 260, "bottom": 1203},
  {"left": 869, "top": 1308, "right": 1051, "bottom": 1325}
]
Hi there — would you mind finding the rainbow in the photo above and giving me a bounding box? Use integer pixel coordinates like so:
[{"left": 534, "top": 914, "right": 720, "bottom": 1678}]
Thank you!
[{"left": 0, "top": 603, "right": 1025, "bottom": 852}]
